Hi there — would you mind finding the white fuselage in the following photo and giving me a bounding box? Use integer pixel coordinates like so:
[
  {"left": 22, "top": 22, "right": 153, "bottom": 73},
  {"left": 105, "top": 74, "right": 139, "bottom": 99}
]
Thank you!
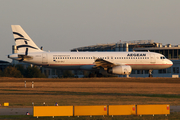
[{"left": 10, "top": 51, "right": 173, "bottom": 70}]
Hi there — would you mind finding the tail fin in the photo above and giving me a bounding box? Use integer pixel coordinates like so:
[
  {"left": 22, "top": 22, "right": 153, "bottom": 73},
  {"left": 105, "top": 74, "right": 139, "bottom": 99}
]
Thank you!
[{"left": 11, "top": 25, "right": 42, "bottom": 54}]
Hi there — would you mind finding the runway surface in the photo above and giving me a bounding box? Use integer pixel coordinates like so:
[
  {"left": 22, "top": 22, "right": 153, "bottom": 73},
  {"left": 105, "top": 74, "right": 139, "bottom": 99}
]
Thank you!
[{"left": 0, "top": 107, "right": 33, "bottom": 115}]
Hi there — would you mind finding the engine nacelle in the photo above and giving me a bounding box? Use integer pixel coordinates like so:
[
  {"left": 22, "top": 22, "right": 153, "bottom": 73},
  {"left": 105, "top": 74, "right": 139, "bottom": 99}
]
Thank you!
[{"left": 108, "top": 65, "right": 132, "bottom": 75}]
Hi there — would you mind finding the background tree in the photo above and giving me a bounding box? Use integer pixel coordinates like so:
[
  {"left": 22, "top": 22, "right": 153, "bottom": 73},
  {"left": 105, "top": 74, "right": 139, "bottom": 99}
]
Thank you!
[
  {"left": 15, "top": 64, "right": 26, "bottom": 77},
  {"left": 62, "top": 70, "right": 74, "bottom": 78},
  {"left": 0, "top": 69, "right": 3, "bottom": 77},
  {"left": 3, "top": 66, "right": 23, "bottom": 78},
  {"left": 25, "top": 66, "right": 46, "bottom": 78}
]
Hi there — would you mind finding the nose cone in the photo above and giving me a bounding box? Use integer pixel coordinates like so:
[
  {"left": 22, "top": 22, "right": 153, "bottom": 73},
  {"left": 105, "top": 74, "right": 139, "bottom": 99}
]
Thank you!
[
  {"left": 170, "top": 60, "right": 173, "bottom": 66},
  {"left": 168, "top": 60, "right": 173, "bottom": 67}
]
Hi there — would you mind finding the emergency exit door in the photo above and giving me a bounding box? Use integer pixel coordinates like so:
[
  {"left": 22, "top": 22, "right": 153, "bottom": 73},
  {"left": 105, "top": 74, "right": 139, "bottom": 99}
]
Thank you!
[
  {"left": 42, "top": 53, "right": 48, "bottom": 64},
  {"left": 150, "top": 54, "right": 156, "bottom": 63}
]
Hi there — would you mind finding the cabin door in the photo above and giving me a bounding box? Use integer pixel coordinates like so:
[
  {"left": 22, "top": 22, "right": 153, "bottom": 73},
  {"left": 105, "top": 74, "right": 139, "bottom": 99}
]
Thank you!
[
  {"left": 42, "top": 53, "right": 48, "bottom": 64},
  {"left": 150, "top": 54, "right": 156, "bottom": 63}
]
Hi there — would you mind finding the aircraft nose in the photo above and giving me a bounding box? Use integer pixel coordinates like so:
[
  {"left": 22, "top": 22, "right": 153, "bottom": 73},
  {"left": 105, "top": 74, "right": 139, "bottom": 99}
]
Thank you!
[
  {"left": 168, "top": 60, "right": 173, "bottom": 67},
  {"left": 170, "top": 60, "right": 173, "bottom": 66}
]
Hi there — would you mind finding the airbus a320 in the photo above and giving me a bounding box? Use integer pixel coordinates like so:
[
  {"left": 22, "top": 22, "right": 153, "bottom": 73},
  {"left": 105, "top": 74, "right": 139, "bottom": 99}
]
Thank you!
[{"left": 8, "top": 25, "right": 173, "bottom": 77}]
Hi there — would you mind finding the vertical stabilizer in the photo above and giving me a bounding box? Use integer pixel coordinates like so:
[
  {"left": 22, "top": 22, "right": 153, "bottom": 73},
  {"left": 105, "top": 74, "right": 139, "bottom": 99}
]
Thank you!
[{"left": 11, "top": 25, "right": 42, "bottom": 54}]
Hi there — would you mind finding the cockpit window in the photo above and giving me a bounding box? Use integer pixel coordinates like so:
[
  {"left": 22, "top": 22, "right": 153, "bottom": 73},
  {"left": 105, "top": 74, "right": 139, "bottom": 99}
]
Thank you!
[{"left": 160, "top": 56, "right": 166, "bottom": 59}]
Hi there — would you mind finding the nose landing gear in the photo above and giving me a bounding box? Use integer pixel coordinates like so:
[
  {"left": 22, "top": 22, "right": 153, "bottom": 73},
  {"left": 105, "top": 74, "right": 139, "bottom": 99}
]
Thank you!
[{"left": 149, "top": 70, "right": 153, "bottom": 77}]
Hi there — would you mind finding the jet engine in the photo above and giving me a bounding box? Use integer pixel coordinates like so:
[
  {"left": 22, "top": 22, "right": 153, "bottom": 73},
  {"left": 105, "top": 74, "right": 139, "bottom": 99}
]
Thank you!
[{"left": 108, "top": 65, "right": 132, "bottom": 75}]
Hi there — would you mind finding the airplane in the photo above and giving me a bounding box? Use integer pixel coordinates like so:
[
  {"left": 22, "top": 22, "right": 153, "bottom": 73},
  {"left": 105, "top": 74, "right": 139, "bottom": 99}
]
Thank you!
[{"left": 8, "top": 25, "right": 173, "bottom": 77}]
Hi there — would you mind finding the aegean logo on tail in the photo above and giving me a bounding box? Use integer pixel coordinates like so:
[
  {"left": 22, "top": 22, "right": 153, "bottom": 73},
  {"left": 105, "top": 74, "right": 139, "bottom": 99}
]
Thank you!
[{"left": 13, "top": 32, "right": 38, "bottom": 50}]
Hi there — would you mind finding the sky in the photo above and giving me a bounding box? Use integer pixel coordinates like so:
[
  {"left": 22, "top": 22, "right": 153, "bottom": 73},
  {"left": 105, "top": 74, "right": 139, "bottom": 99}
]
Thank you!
[{"left": 0, "top": 0, "right": 180, "bottom": 62}]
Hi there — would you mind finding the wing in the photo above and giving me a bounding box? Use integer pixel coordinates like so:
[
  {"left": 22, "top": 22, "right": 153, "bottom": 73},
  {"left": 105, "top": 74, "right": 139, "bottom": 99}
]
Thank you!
[{"left": 93, "top": 58, "right": 125, "bottom": 70}]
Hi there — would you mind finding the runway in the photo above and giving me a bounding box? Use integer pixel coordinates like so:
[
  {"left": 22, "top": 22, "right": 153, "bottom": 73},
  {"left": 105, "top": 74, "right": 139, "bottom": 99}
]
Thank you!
[{"left": 0, "top": 107, "right": 33, "bottom": 115}]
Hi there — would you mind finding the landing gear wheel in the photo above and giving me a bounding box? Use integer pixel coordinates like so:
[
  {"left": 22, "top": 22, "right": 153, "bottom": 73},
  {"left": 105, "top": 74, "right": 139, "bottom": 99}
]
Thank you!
[
  {"left": 149, "top": 74, "right": 153, "bottom": 77},
  {"left": 95, "top": 71, "right": 103, "bottom": 77},
  {"left": 148, "top": 70, "right": 153, "bottom": 77},
  {"left": 89, "top": 72, "right": 95, "bottom": 78}
]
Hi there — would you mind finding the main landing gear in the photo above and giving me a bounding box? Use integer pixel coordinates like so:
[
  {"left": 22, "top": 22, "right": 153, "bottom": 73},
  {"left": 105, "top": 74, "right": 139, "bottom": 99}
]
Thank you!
[
  {"left": 95, "top": 71, "right": 103, "bottom": 77},
  {"left": 149, "top": 70, "right": 153, "bottom": 77}
]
